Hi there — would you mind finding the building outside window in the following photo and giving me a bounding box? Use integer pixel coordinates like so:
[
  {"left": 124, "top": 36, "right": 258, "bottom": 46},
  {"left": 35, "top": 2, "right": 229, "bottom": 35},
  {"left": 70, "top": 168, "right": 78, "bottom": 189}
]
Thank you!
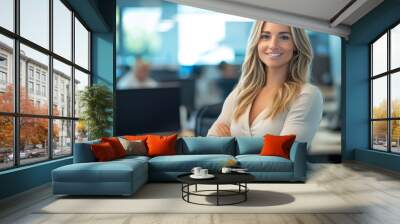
[
  {"left": 0, "top": 71, "right": 6, "bottom": 84},
  {"left": 41, "top": 73, "right": 46, "bottom": 83},
  {"left": 54, "top": 89, "right": 58, "bottom": 102},
  {"left": 28, "top": 66, "right": 34, "bottom": 80},
  {"left": 28, "top": 81, "right": 34, "bottom": 94},
  {"left": 0, "top": 54, "right": 7, "bottom": 67},
  {"left": 35, "top": 70, "right": 40, "bottom": 81},
  {"left": 0, "top": 72, "right": 5, "bottom": 83},
  {"left": 41, "top": 85, "right": 46, "bottom": 97},
  {"left": 0, "top": 54, "right": 7, "bottom": 89},
  {"left": 35, "top": 83, "right": 40, "bottom": 95}
]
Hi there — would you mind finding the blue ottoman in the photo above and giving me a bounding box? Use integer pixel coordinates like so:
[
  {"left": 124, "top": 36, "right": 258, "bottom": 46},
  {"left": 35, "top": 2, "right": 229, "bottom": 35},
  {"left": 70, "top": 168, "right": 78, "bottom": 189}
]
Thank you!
[{"left": 52, "top": 157, "right": 148, "bottom": 196}]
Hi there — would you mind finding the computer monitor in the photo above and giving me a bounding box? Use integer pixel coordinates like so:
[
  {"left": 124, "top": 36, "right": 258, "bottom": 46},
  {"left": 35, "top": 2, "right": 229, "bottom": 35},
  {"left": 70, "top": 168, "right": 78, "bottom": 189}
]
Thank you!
[{"left": 116, "top": 86, "right": 181, "bottom": 135}]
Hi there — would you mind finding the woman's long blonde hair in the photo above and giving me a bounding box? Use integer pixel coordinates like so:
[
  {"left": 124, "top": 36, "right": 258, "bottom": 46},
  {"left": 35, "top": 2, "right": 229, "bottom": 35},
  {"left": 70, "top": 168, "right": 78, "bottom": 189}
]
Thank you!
[{"left": 233, "top": 21, "right": 313, "bottom": 121}]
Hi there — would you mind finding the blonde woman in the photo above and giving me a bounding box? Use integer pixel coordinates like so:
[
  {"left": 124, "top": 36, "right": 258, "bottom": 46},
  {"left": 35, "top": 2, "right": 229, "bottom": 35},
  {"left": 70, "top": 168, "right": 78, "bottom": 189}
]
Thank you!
[{"left": 207, "top": 21, "right": 323, "bottom": 145}]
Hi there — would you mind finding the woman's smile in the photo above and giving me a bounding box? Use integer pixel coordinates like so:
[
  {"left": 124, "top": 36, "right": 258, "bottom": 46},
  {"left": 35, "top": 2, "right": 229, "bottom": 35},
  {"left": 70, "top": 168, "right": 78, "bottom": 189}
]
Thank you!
[{"left": 266, "top": 52, "right": 284, "bottom": 59}]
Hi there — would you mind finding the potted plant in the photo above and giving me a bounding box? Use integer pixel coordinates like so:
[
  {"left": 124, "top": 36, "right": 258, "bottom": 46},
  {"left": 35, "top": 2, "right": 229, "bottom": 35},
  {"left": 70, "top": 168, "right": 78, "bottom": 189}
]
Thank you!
[{"left": 79, "top": 84, "right": 113, "bottom": 140}]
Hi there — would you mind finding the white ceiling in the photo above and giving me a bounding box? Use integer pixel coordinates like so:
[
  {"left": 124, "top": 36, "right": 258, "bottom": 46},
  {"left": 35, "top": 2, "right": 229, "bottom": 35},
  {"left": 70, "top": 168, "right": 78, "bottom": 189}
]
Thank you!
[
  {"left": 166, "top": 0, "right": 384, "bottom": 38},
  {"left": 226, "top": 0, "right": 352, "bottom": 22}
]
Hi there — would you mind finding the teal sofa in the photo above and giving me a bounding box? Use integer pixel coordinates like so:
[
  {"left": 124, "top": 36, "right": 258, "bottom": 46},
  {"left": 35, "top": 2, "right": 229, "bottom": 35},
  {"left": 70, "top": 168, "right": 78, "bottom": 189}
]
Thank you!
[{"left": 52, "top": 137, "right": 307, "bottom": 196}]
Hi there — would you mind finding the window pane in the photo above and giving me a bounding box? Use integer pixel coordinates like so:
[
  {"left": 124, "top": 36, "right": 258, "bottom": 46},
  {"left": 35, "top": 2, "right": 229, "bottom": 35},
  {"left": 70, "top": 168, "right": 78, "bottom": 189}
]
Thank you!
[
  {"left": 0, "top": 0, "right": 14, "bottom": 31},
  {"left": 20, "top": 0, "right": 49, "bottom": 49},
  {"left": 20, "top": 117, "right": 49, "bottom": 165},
  {"left": 0, "top": 35, "right": 14, "bottom": 112},
  {"left": 372, "top": 33, "right": 387, "bottom": 76},
  {"left": 372, "top": 77, "right": 387, "bottom": 119},
  {"left": 391, "top": 72, "right": 400, "bottom": 118},
  {"left": 53, "top": 119, "right": 72, "bottom": 157},
  {"left": 75, "top": 120, "right": 88, "bottom": 143},
  {"left": 53, "top": 59, "right": 72, "bottom": 117},
  {"left": 372, "top": 121, "right": 388, "bottom": 151},
  {"left": 0, "top": 116, "right": 13, "bottom": 170},
  {"left": 20, "top": 44, "right": 49, "bottom": 115},
  {"left": 53, "top": 0, "right": 72, "bottom": 60},
  {"left": 75, "top": 18, "right": 89, "bottom": 70},
  {"left": 391, "top": 24, "right": 400, "bottom": 70},
  {"left": 74, "top": 69, "right": 89, "bottom": 118},
  {"left": 391, "top": 120, "right": 400, "bottom": 153}
]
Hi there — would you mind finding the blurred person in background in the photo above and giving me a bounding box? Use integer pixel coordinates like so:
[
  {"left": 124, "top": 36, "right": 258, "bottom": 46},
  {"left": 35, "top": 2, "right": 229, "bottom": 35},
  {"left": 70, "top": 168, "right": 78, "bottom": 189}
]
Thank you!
[
  {"left": 216, "top": 61, "right": 239, "bottom": 99},
  {"left": 117, "top": 58, "right": 158, "bottom": 89}
]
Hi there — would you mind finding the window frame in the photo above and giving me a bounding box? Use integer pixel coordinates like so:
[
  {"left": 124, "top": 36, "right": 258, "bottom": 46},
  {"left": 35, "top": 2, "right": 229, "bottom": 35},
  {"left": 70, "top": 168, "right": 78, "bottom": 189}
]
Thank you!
[
  {"left": 0, "top": 70, "right": 7, "bottom": 85},
  {"left": 370, "top": 20, "right": 400, "bottom": 154},
  {"left": 0, "top": 53, "right": 7, "bottom": 68},
  {"left": 0, "top": 0, "right": 92, "bottom": 171}
]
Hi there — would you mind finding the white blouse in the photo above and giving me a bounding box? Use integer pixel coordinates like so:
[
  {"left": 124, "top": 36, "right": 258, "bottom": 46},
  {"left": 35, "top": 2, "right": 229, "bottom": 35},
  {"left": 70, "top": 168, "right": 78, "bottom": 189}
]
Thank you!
[{"left": 207, "top": 83, "right": 324, "bottom": 145}]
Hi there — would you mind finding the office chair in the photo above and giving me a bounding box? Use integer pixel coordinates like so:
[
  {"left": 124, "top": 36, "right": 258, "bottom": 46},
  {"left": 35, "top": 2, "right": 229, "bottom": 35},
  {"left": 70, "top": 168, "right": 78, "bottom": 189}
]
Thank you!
[{"left": 194, "top": 102, "right": 223, "bottom": 136}]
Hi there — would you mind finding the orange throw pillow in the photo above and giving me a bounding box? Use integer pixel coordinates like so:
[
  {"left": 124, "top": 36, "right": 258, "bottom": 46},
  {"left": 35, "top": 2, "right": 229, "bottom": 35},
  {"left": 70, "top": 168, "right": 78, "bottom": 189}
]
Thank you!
[
  {"left": 101, "top": 137, "right": 127, "bottom": 158},
  {"left": 259, "top": 134, "right": 296, "bottom": 159},
  {"left": 146, "top": 134, "right": 177, "bottom": 157},
  {"left": 91, "top": 142, "right": 117, "bottom": 161}
]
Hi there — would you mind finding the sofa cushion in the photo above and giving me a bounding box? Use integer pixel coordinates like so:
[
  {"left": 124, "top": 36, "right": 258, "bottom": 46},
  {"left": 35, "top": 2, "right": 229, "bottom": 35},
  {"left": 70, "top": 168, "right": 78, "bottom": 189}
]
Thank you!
[
  {"left": 101, "top": 137, "right": 127, "bottom": 158},
  {"left": 124, "top": 135, "right": 149, "bottom": 149},
  {"left": 178, "top": 137, "right": 235, "bottom": 155},
  {"left": 236, "top": 155, "right": 293, "bottom": 172},
  {"left": 147, "top": 134, "right": 177, "bottom": 157},
  {"left": 115, "top": 155, "right": 150, "bottom": 163},
  {"left": 53, "top": 163, "right": 132, "bottom": 183},
  {"left": 148, "top": 154, "right": 235, "bottom": 172},
  {"left": 91, "top": 142, "right": 118, "bottom": 161},
  {"left": 235, "top": 137, "right": 263, "bottom": 155},
  {"left": 260, "top": 134, "right": 296, "bottom": 159},
  {"left": 118, "top": 137, "right": 147, "bottom": 156},
  {"left": 52, "top": 158, "right": 147, "bottom": 183},
  {"left": 74, "top": 140, "right": 100, "bottom": 163}
]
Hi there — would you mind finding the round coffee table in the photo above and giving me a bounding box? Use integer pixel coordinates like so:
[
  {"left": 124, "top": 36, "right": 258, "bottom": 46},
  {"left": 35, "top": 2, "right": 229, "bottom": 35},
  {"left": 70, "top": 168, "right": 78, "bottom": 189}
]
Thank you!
[{"left": 177, "top": 172, "right": 255, "bottom": 206}]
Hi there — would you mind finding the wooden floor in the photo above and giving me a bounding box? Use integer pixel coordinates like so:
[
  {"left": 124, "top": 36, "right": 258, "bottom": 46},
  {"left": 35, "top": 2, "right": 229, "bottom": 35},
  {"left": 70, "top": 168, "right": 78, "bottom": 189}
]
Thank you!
[{"left": 1, "top": 162, "right": 400, "bottom": 224}]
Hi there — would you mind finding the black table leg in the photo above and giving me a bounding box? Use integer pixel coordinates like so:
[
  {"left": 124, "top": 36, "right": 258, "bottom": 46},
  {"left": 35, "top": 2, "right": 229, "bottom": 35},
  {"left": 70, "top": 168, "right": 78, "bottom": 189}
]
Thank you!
[
  {"left": 188, "top": 184, "right": 190, "bottom": 202},
  {"left": 245, "top": 183, "right": 247, "bottom": 201},
  {"left": 217, "top": 184, "right": 219, "bottom": 206},
  {"left": 181, "top": 184, "right": 183, "bottom": 199}
]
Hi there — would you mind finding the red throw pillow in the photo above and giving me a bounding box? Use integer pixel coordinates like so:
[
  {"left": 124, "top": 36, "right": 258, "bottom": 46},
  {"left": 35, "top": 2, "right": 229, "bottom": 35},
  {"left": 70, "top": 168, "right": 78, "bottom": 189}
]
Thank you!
[
  {"left": 91, "top": 142, "right": 117, "bottom": 161},
  {"left": 101, "top": 137, "right": 127, "bottom": 158},
  {"left": 259, "top": 134, "right": 296, "bottom": 159},
  {"left": 146, "top": 134, "right": 177, "bottom": 157}
]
